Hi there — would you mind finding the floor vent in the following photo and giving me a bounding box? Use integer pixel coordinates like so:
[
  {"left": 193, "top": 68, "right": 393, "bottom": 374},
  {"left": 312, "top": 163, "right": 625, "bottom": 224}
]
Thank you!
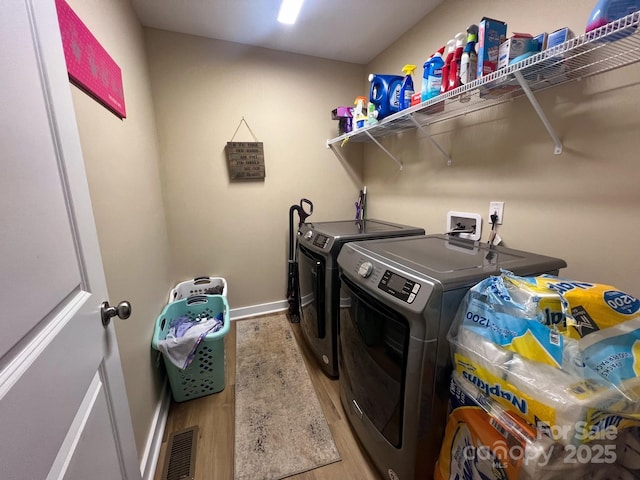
[{"left": 161, "top": 426, "right": 199, "bottom": 480}]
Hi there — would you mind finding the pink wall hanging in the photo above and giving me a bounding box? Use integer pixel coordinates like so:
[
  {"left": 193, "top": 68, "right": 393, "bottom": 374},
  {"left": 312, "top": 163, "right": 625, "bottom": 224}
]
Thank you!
[{"left": 56, "top": 0, "right": 126, "bottom": 118}]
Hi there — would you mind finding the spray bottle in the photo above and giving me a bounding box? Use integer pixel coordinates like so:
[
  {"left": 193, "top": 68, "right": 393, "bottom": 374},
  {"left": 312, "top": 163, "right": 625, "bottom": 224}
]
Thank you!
[
  {"left": 399, "top": 64, "right": 417, "bottom": 110},
  {"left": 421, "top": 53, "right": 433, "bottom": 102},
  {"left": 352, "top": 96, "right": 367, "bottom": 130},
  {"left": 440, "top": 38, "right": 456, "bottom": 94},
  {"left": 425, "top": 47, "right": 445, "bottom": 100},
  {"left": 460, "top": 24, "right": 479, "bottom": 85},
  {"left": 448, "top": 32, "right": 467, "bottom": 91}
]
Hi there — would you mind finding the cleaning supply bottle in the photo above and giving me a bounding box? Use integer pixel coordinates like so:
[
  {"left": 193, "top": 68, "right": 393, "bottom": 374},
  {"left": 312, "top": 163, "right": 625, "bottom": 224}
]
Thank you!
[
  {"left": 368, "top": 73, "right": 404, "bottom": 120},
  {"left": 399, "top": 64, "right": 417, "bottom": 110},
  {"left": 421, "top": 53, "right": 433, "bottom": 102},
  {"left": 586, "top": 0, "right": 640, "bottom": 39},
  {"left": 448, "top": 32, "right": 467, "bottom": 91},
  {"left": 440, "top": 38, "right": 456, "bottom": 94},
  {"left": 460, "top": 24, "right": 479, "bottom": 85},
  {"left": 352, "top": 96, "right": 367, "bottom": 130},
  {"left": 367, "top": 101, "right": 378, "bottom": 125},
  {"left": 425, "top": 47, "right": 445, "bottom": 100}
]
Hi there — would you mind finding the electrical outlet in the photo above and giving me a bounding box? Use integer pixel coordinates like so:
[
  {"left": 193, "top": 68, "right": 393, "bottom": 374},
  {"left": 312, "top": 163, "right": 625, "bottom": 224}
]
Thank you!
[{"left": 489, "top": 201, "right": 505, "bottom": 225}]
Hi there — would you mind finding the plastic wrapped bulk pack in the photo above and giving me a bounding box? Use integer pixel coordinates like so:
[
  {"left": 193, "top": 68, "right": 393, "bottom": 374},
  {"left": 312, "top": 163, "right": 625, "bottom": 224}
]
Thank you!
[
  {"left": 435, "top": 372, "right": 599, "bottom": 480},
  {"left": 456, "top": 326, "right": 513, "bottom": 379},
  {"left": 516, "top": 273, "right": 640, "bottom": 340},
  {"left": 579, "top": 316, "right": 640, "bottom": 390},
  {"left": 456, "top": 273, "right": 571, "bottom": 370},
  {"left": 447, "top": 271, "right": 640, "bottom": 453},
  {"left": 504, "top": 353, "right": 640, "bottom": 444},
  {"left": 436, "top": 372, "right": 640, "bottom": 479}
]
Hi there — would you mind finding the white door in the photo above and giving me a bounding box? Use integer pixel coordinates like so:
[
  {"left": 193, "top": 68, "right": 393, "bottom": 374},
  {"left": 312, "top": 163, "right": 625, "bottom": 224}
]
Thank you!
[{"left": 0, "top": 1, "right": 141, "bottom": 479}]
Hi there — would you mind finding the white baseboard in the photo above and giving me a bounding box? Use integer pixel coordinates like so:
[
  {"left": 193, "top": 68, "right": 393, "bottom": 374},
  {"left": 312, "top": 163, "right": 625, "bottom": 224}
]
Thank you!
[
  {"left": 230, "top": 299, "right": 289, "bottom": 321},
  {"left": 140, "top": 379, "right": 171, "bottom": 480}
]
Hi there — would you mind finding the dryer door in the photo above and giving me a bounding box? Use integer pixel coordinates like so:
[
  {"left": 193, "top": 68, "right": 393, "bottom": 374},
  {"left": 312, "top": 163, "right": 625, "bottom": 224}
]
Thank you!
[
  {"left": 339, "top": 274, "right": 410, "bottom": 448},
  {"left": 298, "top": 244, "right": 326, "bottom": 338}
]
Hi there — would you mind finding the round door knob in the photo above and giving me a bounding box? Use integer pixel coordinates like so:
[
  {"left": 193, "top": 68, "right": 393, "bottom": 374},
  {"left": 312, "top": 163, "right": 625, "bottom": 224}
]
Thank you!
[{"left": 101, "top": 300, "right": 132, "bottom": 326}]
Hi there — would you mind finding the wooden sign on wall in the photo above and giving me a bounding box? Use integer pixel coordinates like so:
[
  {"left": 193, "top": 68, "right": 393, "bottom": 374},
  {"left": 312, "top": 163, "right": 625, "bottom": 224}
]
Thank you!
[{"left": 225, "top": 142, "right": 265, "bottom": 180}]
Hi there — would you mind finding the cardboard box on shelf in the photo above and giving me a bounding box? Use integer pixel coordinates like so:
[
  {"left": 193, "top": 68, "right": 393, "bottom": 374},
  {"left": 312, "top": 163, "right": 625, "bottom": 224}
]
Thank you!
[
  {"left": 547, "top": 27, "right": 574, "bottom": 49},
  {"left": 534, "top": 32, "right": 548, "bottom": 51},
  {"left": 477, "top": 17, "right": 507, "bottom": 78},
  {"left": 498, "top": 33, "right": 537, "bottom": 69},
  {"left": 536, "top": 28, "right": 575, "bottom": 84},
  {"left": 331, "top": 106, "right": 352, "bottom": 120}
]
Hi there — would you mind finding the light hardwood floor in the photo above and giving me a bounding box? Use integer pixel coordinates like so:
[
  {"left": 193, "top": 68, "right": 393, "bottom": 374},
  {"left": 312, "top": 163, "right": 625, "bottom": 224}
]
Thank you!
[{"left": 154, "top": 313, "right": 382, "bottom": 480}]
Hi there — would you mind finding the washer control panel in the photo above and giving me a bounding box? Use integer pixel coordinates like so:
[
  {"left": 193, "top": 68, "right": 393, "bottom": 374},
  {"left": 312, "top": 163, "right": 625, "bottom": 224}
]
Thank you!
[
  {"left": 377, "top": 269, "right": 421, "bottom": 304},
  {"left": 358, "top": 261, "right": 373, "bottom": 278}
]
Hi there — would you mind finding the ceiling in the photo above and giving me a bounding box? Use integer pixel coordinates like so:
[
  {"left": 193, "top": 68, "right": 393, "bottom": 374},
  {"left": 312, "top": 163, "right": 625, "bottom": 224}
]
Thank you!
[{"left": 131, "top": 0, "right": 443, "bottom": 65}]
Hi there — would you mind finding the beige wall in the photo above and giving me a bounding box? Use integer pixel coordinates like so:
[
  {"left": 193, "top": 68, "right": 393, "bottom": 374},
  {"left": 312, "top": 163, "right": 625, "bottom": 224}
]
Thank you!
[
  {"left": 66, "top": 0, "right": 173, "bottom": 460},
  {"left": 143, "top": 29, "right": 365, "bottom": 311},
  {"left": 363, "top": 0, "right": 640, "bottom": 294}
]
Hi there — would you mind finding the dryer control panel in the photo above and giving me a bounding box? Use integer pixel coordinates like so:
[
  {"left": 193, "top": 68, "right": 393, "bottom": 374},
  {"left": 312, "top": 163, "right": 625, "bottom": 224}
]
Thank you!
[
  {"left": 378, "top": 270, "right": 421, "bottom": 304},
  {"left": 313, "top": 233, "right": 329, "bottom": 249},
  {"left": 298, "top": 227, "right": 333, "bottom": 251}
]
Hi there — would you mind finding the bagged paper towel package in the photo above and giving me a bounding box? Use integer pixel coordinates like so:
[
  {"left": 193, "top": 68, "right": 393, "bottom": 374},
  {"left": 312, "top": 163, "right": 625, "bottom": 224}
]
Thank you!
[
  {"left": 447, "top": 271, "right": 640, "bottom": 457},
  {"left": 580, "top": 316, "right": 640, "bottom": 389},
  {"left": 503, "top": 353, "right": 640, "bottom": 444},
  {"left": 515, "top": 273, "right": 640, "bottom": 339},
  {"left": 457, "top": 326, "right": 513, "bottom": 378}
]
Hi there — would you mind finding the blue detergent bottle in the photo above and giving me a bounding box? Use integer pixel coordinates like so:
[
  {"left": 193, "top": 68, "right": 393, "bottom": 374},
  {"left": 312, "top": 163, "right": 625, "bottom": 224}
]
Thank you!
[
  {"left": 368, "top": 73, "right": 404, "bottom": 120},
  {"left": 421, "top": 54, "right": 433, "bottom": 102},
  {"left": 586, "top": 0, "right": 640, "bottom": 39},
  {"left": 399, "top": 64, "right": 417, "bottom": 110},
  {"left": 425, "top": 47, "right": 445, "bottom": 100}
]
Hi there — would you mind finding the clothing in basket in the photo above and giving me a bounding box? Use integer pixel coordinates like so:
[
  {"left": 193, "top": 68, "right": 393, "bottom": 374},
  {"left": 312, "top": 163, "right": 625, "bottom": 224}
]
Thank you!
[{"left": 156, "top": 313, "right": 223, "bottom": 369}]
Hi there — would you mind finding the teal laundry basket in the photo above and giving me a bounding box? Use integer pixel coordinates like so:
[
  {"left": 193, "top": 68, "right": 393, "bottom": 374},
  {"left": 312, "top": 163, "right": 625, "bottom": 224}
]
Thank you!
[{"left": 152, "top": 295, "right": 230, "bottom": 402}]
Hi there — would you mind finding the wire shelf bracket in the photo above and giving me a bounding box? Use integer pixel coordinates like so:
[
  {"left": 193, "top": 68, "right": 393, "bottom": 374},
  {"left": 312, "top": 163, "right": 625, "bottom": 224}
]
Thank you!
[
  {"left": 513, "top": 71, "right": 563, "bottom": 154},
  {"left": 327, "top": 140, "right": 348, "bottom": 164},
  {"left": 408, "top": 114, "right": 453, "bottom": 166},
  {"left": 363, "top": 130, "right": 403, "bottom": 170}
]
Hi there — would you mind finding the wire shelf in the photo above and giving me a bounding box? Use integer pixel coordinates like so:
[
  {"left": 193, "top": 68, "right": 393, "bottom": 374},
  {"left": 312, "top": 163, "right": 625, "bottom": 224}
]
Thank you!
[{"left": 327, "top": 12, "right": 640, "bottom": 154}]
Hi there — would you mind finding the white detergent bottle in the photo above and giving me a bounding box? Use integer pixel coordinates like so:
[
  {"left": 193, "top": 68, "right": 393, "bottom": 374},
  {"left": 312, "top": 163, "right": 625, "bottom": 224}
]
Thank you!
[
  {"left": 460, "top": 24, "right": 479, "bottom": 85},
  {"left": 448, "top": 32, "right": 467, "bottom": 91},
  {"left": 440, "top": 38, "right": 456, "bottom": 94}
]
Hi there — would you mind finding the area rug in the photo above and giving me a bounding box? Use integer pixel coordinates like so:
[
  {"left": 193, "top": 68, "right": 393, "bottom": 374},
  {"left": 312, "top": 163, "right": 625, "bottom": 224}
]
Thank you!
[{"left": 234, "top": 314, "right": 340, "bottom": 480}]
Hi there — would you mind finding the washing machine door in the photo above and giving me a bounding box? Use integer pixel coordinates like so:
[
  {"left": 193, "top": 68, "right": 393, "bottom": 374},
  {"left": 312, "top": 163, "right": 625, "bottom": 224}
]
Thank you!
[
  {"left": 298, "top": 244, "right": 326, "bottom": 338},
  {"left": 339, "top": 274, "right": 410, "bottom": 448}
]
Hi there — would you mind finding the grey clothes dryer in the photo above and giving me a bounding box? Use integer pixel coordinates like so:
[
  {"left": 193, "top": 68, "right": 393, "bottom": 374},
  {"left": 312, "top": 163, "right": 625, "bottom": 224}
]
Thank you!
[
  {"left": 296, "top": 219, "right": 425, "bottom": 378},
  {"left": 336, "top": 234, "right": 566, "bottom": 480}
]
